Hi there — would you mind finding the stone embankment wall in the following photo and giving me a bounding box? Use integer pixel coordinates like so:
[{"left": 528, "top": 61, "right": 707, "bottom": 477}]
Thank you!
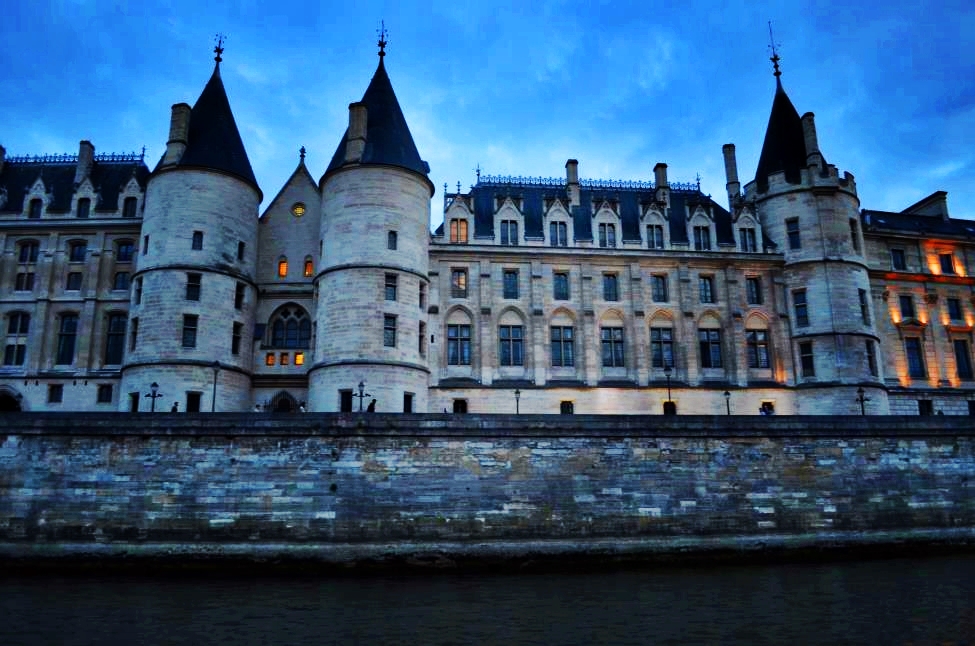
[{"left": 1, "top": 414, "right": 974, "bottom": 566}]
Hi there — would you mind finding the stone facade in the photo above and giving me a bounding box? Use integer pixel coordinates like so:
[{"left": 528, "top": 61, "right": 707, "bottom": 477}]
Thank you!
[{"left": 1, "top": 53, "right": 974, "bottom": 416}]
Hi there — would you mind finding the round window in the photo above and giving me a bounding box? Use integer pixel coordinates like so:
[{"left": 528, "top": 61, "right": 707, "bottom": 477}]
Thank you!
[{"left": 291, "top": 202, "right": 306, "bottom": 218}]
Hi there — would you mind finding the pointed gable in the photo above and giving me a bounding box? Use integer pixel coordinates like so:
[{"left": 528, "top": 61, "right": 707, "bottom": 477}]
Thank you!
[
  {"left": 326, "top": 58, "right": 429, "bottom": 178},
  {"left": 754, "top": 80, "right": 807, "bottom": 193},
  {"left": 178, "top": 64, "right": 260, "bottom": 194}
]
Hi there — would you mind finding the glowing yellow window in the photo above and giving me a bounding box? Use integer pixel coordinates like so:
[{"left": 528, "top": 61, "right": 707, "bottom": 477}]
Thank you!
[
  {"left": 280, "top": 353, "right": 290, "bottom": 365},
  {"left": 295, "top": 352, "right": 304, "bottom": 366},
  {"left": 303, "top": 256, "right": 313, "bottom": 277},
  {"left": 277, "top": 257, "right": 288, "bottom": 278},
  {"left": 291, "top": 202, "right": 305, "bottom": 218},
  {"left": 449, "top": 219, "right": 468, "bottom": 243},
  {"left": 265, "top": 353, "right": 275, "bottom": 366}
]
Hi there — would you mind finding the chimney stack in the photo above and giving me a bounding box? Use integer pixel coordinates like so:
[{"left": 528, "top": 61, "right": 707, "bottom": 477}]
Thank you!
[
  {"left": 653, "top": 162, "right": 669, "bottom": 188},
  {"left": 161, "top": 103, "right": 191, "bottom": 167},
  {"left": 345, "top": 102, "right": 368, "bottom": 163},
  {"left": 722, "top": 143, "right": 740, "bottom": 208},
  {"left": 565, "top": 159, "right": 579, "bottom": 206},
  {"left": 75, "top": 140, "right": 94, "bottom": 185},
  {"left": 801, "top": 112, "right": 824, "bottom": 170}
]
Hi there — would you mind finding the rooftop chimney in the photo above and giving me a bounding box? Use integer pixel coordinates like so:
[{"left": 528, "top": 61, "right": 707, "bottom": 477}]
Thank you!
[
  {"left": 722, "top": 143, "right": 740, "bottom": 208},
  {"left": 565, "top": 159, "right": 579, "bottom": 206},
  {"left": 345, "top": 102, "right": 368, "bottom": 163},
  {"left": 653, "top": 162, "right": 669, "bottom": 188},
  {"left": 801, "top": 112, "right": 824, "bottom": 170},
  {"left": 161, "top": 103, "right": 191, "bottom": 167},
  {"left": 74, "top": 140, "right": 94, "bottom": 185}
]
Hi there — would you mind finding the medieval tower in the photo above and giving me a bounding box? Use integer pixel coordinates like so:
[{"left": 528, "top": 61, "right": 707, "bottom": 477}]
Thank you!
[
  {"left": 734, "top": 53, "right": 889, "bottom": 414},
  {"left": 119, "top": 43, "right": 261, "bottom": 412},
  {"left": 307, "top": 36, "right": 434, "bottom": 412}
]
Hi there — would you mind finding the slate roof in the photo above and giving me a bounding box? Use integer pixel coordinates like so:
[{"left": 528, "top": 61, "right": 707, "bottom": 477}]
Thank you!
[
  {"left": 172, "top": 63, "right": 260, "bottom": 194},
  {"left": 440, "top": 180, "right": 736, "bottom": 247},
  {"left": 754, "top": 80, "right": 809, "bottom": 193},
  {"left": 0, "top": 157, "right": 149, "bottom": 214},
  {"left": 325, "top": 58, "right": 429, "bottom": 178},
  {"left": 862, "top": 209, "right": 975, "bottom": 239}
]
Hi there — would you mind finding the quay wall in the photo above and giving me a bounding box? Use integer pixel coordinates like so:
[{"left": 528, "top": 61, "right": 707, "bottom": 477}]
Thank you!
[{"left": 1, "top": 414, "right": 974, "bottom": 567}]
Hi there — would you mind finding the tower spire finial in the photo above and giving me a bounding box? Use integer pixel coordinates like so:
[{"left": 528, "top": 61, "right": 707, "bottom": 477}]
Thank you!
[
  {"left": 377, "top": 20, "right": 388, "bottom": 59},
  {"left": 299, "top": 146, "right": 306, "bottom": 163},
  {"left": 214, "top": 33, "right": 225, "bottom": 64},
  {"left": 767, "top": 21, "right": 781, "bottom": 79}
]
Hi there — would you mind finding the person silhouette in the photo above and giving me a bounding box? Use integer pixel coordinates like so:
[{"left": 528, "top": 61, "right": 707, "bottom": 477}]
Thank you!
[
  {"left": 366, "top": 399, "right": 376, "bottom": 412},
  {"left": 171, "top": 402, "right": 178, "bottom": 413}
]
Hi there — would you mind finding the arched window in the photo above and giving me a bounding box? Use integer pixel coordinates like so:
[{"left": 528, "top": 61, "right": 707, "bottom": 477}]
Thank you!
[
  {"left": 277, "top": 256, "right": 288, "bottom": 278},
  {"left": 303, "top": 256, "right": 314, "bottom": 278},
  {"left": 268, "top": 306, "right": 311, "bottom": 348}
]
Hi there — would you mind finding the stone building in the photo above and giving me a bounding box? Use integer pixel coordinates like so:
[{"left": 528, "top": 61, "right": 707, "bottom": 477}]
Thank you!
[{"left": 1, "top": 44, "right": 973, "bottom": 415}]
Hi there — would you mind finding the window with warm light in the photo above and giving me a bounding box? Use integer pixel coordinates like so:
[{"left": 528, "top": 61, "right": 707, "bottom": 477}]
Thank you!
[
  {"left": 265, "top": 353, "right": 275, "bottom": 366},
  {"left": 303, "top": 256, "right": 314, "bottom": 277},
  {"left": 291, "top": 202, "right": 305, "bottom": 218},
  {"left": 449, "top": 219, "right": 468, "bottom": 243},
  {"left": 277, "top": 257, "right": 288, "bottom": 278},
  {"left": 280, "top": 353, "right": 290, "bottom": 365},
  {"left": 295, "top": 352, "right": 304, "bottom": 366}
]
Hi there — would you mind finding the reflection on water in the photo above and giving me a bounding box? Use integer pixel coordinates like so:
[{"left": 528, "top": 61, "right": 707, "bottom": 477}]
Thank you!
[{"left": 2, "top": 555, "right": 975, "bottom": 645}]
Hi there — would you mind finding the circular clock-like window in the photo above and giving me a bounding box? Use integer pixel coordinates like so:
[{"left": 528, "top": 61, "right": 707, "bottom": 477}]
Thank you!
[{"left": 291, "top": 202, "right": 306, "bottom": 218}]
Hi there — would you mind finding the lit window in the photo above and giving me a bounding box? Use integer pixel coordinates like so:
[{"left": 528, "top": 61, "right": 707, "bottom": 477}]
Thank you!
[
  {"left": 77, "top": 198, "right": 90, "bottom": 219},
  {"left": 550, "top": 221, "right": 568, "bottom": 247},
  {"left": 277, "top": 257, "right": 288, "bottom": 278},
  {"left": 551, "top": 326, "right": 574, "bottom": 367},
  {"left": 192, "top": 231, "right": 203, "bottom": 250},
  {"left": 291, "top": 202, "right": 306, "bottom": 218},
  {"left": 104, "top": 314, "right": 126, "bottom": 365},
  {"left": 295, "top": 352, "right": 304, "bottom": 366},
  {"left": 499, "top": 325, "right": 523, "bottom": 366},
  {"left": 693, "top": 225, "right": 711, "bottom": 251},
  {"left": 303, "top": 256, "right": 314, "bottom": 278},
  {"left": 799, "top": 341, "right": 815, "bottom": 377},
  {"left": 449, "top": 219, "right": 468, "bottom": 243},
  {"left": 182, "top": 314, "right": 198, "bottom": 348},
  {"left": 447, "top": 324, "right": 471, "bottom": 365},
  {"left": 601, "top": 327, "right": 625, "bottom": 367},
  {"left": 280, "top": 353, "right": 290, "bottom": 365},
  {"left": 265, "top": 353, "right": 275, "bottom": 366},
  {"left": 698, "top": 329, "right": 722, "bottom": 368},
  {"left": 451, "top": 268, "right": 468, "bottom": 298},
  {"left": 503, "top": 270, "right": 518, "bottom": 299},
  {"left": 500, "top": 220, "right": 518, "bottom": 246}
]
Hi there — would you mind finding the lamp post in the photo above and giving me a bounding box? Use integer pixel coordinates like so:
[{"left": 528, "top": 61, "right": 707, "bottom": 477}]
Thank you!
[
  {"left": 353, "top": 381, "right": 371, "bottom": 412},
  {"left": 724, "top": 390, "right": 731, "bottom": 415},
  {"left": 855, "top": 386, "right": 870, "bottom": 416},
  {"left": 514, "top": 389, "right": 521, "bottom": 415},
  {"left": 145, "top": 382, "right": 163, "bottom": 413},
  {"left": 662, "top": 364, "right": 675, "bottom": 415},
  {"left": 211, "top": 361, "right": 220, "bottom": 412}
]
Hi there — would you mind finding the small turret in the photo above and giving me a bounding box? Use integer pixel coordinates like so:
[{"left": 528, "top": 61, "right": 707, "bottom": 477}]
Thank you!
[
  {"left": 801, "top": 112, "right": 823, "bottom": 171},
  {"left": 345, "top": 102, "right": 368, "bottom": 163}
]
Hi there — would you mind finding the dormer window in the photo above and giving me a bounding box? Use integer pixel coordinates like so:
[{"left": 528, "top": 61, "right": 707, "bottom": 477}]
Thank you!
[
  {"left": 28, "top": 199, "right": 42, "bottom": 219},
  {"left": 550, "top": 221, "right": 568, "bottom": 247},
  {"left": 77, "top": 198, "right": 90, "bottom": 219},
  {"left": 123, "top": 197, "right": 138, "bottom": 218},
  {"left": 598, "top": 223, "right": 616, "bottom": 248},
  {"left": 500, "top": 220, "right": 518, "bottom": 246},
  {"left": 693, "top": 225, "right": 711, "bottom": 251},
  {"left": 739, "top": 227, "right": 757, "bottom": 252},
  {"left": 449, "top": 219, "right": 468, "bottom": 243},
  {"left": 647, "top": 225, "right": 664, "bottom": 249}
]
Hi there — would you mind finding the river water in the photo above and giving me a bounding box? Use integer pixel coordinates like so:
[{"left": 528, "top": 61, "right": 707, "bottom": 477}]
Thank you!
[{"left": 2, "top": 555, "right": 974, "bottom": 645}]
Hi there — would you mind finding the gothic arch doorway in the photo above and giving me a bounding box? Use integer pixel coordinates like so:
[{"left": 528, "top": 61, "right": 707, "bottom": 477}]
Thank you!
[{"left": 271, "top": 391, "right": 297, "bottom": 413}]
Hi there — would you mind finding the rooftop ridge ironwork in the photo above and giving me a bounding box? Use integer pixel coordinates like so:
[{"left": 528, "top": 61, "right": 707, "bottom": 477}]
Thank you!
[
  {"left": 477, "top": 173, "right": 702, "bottom": 193},
  {"left": 6, "top": 151, "right": 146, "bottom": 164}
]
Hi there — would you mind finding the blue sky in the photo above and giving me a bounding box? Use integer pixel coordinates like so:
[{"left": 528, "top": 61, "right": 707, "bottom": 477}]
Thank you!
[{"left": 3, "top": 0, "right": 973, "bottom": 226}]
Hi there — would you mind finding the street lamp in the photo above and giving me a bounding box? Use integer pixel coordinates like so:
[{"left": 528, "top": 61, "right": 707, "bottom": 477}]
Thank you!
[
  {"left": 855, "top": 386, "right": 870, "bottom": 416},
  {"left": 724, "top": 390, "right": 731, "bottom": 415},
  {"left": 353, "top": 381, "right": 371, "bottom": 412},
  {"left": 211, "top": 361, "right": 220, "bottom": 412},
  {"left": 145, "top": 382, "right": 163, "bottom": 413},
  {"left": 663, "top": 365, "right": 675, "bottom": 415},
  {"left": 514, "top": 389, "right": 521, "bottom": 414}
]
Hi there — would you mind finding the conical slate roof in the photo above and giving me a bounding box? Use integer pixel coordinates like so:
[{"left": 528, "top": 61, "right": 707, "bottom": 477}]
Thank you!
[
  {"left": 753, "top": 80, "right": 807, "bottom": 193},
  {"left": 178, "top": 64, "right": 260, "bottom": 193},
  {"left": 326, "top": 58, "right": 429, "bottom": 177}
]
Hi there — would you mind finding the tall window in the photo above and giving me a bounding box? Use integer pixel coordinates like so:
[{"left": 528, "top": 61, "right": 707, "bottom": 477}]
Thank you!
[
  {"left": 905, "top": 337, "right": 925, "bottom": 378},
  {"left": 740, "top": 228, "right": 757, "bottom": 252},
  {"left": 954, "top": 339, "right": 973, "bottom": 380},
  {"left": 15, "top": 273, "right": 35, "bottom": 292},
  {"left": 449, "top": 219, "right": 468, "bottom": 243},
  {"left": 499, "top": 325, "right": 524, "bottom": 366},
  {"left": 553, "top": 272, "right": 569, "bottom": 300},
  {"left": 238, "top": 241, "right": 246, "bottom": 261},
  {"left": 76, "top": 198, "right": 90, "bottom": 219},
  {"left": 143, "top": 235, "right": 149, "bottom": 255},
  {"left": 890, "top": 248, "right": 906, "bottom": 270},
  {"left": 699, "top": 276, "right": 714, "bottom": 303},
  {"left": 277, "top": 257, "right": 288, "bottom": 278},
  {"left": 270, "top": 307, "right": 312, "bottom": 348},
  {"left": 603, "top": 274, "right": 619, "bottom": 301},
  {"left": 182, "top": 314, "right": 198, "bottom": 348},
  {"left": 746, "top": 330, "right": 769, "bottom": 368},
  {"left": 123, "top": 197, "right": 138, "bottom": 218},
  {"left": 859, "top": 289, "right": 871, "bottom": 325},
  {"left": 693, "top": 225, "right": 711, "bottom": 251},
  {"left": 447, "top": 324, "right": 471, "bottom": 365},
  {"left": 899, "top": 295, "right": 916, "bottom": 320},
  {"left": 48, "top": 384, "right": 63, "bottom": 403},
  {"left": 940, "top": 253, "right": 956, "bottom": 275},
  {"left": 418, "top": 322, "right": 426, "bottom": 357},
  {"left": 600, "top": 327, "right": 625, "bottom": 367},
  {"left": 235, "top": 283, "right": 245, "bottom": 310},
  {"left": 746, "top": 277, "right": 762, "bottom": 305},
  {"left": 503, "top": 270, "right": 519, "bottom": 299},
  {"left": 185, "top": 273, "right": 201, "bottom": 301},
  {"left": 192, "top": 231, "right": 203, "bottom": 250},
  {"left": 4, "top": 312, "right": 29, "bottom": 366},
  {"left": 28, "top": 199, "right": 42, "bottom": 219},
  {"left": 698, "top": 329, "right": 722, "bottom": 368},
  {"left": 419, "top": 283, "right": 427, "bottom": 310},
  {"left": 550, "top": 221, "right": 568, "bottom": 247},
  {"left": 849, "top": 219, "right": 860, "bottom": 252},
  {"left": 385, "top": 273, "right": 398, "bottom": 301},
  {"left": 69, "top": 242, "right": 87, "bottom": 262},
  {"left": 948, "top": 297, "right": 963, "bottom": 321},
  {"left": 866, "top": 340, "right": 878, "bottom": 376},
  {"left": 793, "top": 290, "right": 809, "bottom": 327},
  {"left": 384, "top": 314, "right": 397, "bottom": 347},
  {"left": 451, "top": 268, "right": 468, "bottom": 298},
  {"left": 303, "top": 256, "right": 314, "bottom": 278},
  {"left": 19, "top": 241, "right": 40, "bottom": 263},
  {"left": 551, "top": 326, "right": 574, "bottom": 367},
  {"left": 104, "top": 313, "right": 126, "bottom": 365},
  {"left": 117, "top": 241, "right": 134, "bottom": 262},
  {"left": 651, "top": 275, "right": 668, "bottom": 302},
  {"left": 500, "top": 220, "right": 518, "bottom": 246},
  {"left": 388, "top": 230, "right": 398, "bottom": 250},
  {"left": 129, "top": 317, "right": 139, "bottom": 351},
  {"left": 66, "top": 272, "right": 83, "bottom": 291},
  {"left": 56, "top": 313, "right": 79, "bottom": 364},
  {"left": 799, "top": 341, "right": 815, "bottom": 377},
  {"left": 598, "top": 223, "right": 616, "bottom": 248},
  {"left": 650, "top": 327, "right": 673, "bottom": 368},
  {"left": 232, "top": 322, "right": 242, "bottom": 355},
  {"left": 786, "top": 218, "right": 801, "bottom": 250},
  {"left": 647, "top": 225, "right": 664, "bottom": 249}
]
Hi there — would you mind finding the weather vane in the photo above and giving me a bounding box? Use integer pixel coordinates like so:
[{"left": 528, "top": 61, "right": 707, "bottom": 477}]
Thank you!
[
  {"left": 377, "top": 20, "right": 388, "bottom": 58},
  {"left": 214, "top": 33, "right": 226, "bottom": 64},
  {"left": 767, "top": 21, "right": 781, "bottom": 78}
]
